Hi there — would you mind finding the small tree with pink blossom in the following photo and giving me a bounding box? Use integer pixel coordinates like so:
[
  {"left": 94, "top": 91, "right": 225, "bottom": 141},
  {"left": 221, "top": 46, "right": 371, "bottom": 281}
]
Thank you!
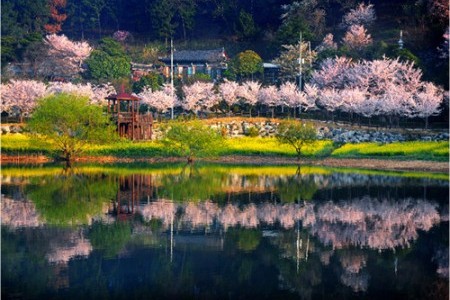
[
  {"left": 341, "top": 3, "right": 376, "bottom": 28},
  {"left": 342, "top": 25, "right": 372, "bottom": 51}
]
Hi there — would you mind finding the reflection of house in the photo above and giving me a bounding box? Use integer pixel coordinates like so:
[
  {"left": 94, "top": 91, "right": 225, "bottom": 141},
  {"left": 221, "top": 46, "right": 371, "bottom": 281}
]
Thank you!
[{"left": 159, "top": 48, "right": 228, "bottom": 80}]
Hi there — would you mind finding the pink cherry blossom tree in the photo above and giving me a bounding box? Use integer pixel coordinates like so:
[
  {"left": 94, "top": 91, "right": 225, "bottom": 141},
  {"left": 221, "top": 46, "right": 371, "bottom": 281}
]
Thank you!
[
  {"left": 310, "top": 57, "right": 354, "bottom": 89},
  {"left": 91, "top": 83, "right": 116, "bottom": 106},
  {"left": 317, "top": 88, "right": 342, "bottom": 120},
  {"left": 139, "top": 84, "right": 177, "bottom": 115},
  {"left": 258, "top": 85, "right": 280, "bottom": 118},
  {"left": 342, "top": 25, "right": 373, "bottom": 50},
  {"left": 409, "top": 82, "right": 443, "bottom": 128},
  {"left": 341, "top": 3, "right": 376, "bottom": 28},
  {"left": 279, "top": 81, "right": 303, "bottom": 116},
  {"left": 236, "top": 81, "right": 261, "bottom": 116},
  {"left": 38, "top": 34, "right": 92, "bottom": 79},
  {"left": 1, "top": 79, "right": 48, "bottom": 121},
  {"left": 316, "top": 33, "right": 338, "bottom": 52},
  {"left": 181, "top": 82, "right": 218, "bottom": 115},
  {"left": 46, "top": 81, "right": 94, "bottom": 99},
  {"left": 218, "top": 79, "right": 240, "bottom": 112}
]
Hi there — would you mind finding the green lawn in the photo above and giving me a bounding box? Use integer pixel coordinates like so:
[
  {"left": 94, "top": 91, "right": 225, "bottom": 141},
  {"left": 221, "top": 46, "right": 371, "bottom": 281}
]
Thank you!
[{"left": 1, "top": 133, "right": 448, "bottom": 161}]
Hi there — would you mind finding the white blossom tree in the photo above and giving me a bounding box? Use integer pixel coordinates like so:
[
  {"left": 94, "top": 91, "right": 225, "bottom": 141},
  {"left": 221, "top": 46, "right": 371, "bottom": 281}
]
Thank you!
[
  {"left": 318, "top": 88, "right": 342, "bottom": 120},
  {"left": 91, "top": 83, "right": 116, "bottom": 106},
  {"left": 342, "top": 25, "right": 373, "bottom": 50},
  {"left": 46, "top": 81, "right": 94, "bottom": 99},
  {"left": 1, "top": 80, "right": 48, "bottom": 121},
  {"left": 236, "top": 81, "right": 261, "bottom": 116},
  {"left": 181, "top": 82, "right": 219, "bottom": 114},
  {"left": 218, "top": 79, "right": 240, "bottom": 112},
  {"left": 258, "top": 85, "right": 280, "bottom": 118},
  {"left": 341, "top": 3, "right": 376, "bottom": 28},
  {"left": 38, "top": 34, "right": 92, "bottom": 79},
  {"left": 409, "top": 82, "right": 443, "bottom": 128},
  {"left": 139, "top": 84, "right": 177, "bottom": 115},
  {"left": 311, "top": 57, "right": 354, "bottom": 89}
]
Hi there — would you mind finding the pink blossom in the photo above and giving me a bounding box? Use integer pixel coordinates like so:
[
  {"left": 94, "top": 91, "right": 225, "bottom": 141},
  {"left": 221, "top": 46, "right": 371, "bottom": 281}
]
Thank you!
[
  {"left": 342, "top": 25, "right": 373, "bottom": 50},
  {"left": 139, "top": 84, "right": 177, "bottom": 113},
  {"left": 219, "top": 79, "right": 240, "bottom": 106},
  {"left": 237, "top": 81, "right": 261, "bottom": 106},
  {"left": 1, "top": 79, "right": 47, "bottom": 117},
  {"left": 341, "top": 3, "right": 376, "bottom": 28}
]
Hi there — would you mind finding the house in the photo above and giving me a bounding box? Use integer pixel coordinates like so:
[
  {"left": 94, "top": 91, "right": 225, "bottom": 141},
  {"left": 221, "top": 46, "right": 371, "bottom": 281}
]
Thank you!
[{"left": 159, "top": 48, "right": 228, "bottom": 80}]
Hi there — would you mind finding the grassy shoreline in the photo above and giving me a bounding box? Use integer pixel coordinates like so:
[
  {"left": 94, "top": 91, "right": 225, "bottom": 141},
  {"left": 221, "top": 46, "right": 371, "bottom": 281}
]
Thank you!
[{"left": 2, "top": 133, "right": 448, "bottom": 162}]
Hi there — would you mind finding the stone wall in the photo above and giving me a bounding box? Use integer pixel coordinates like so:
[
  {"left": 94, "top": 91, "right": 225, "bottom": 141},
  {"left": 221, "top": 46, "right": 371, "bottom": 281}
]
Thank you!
[{"left": 3, "top": 121, "right": 448, "bottom": 143}]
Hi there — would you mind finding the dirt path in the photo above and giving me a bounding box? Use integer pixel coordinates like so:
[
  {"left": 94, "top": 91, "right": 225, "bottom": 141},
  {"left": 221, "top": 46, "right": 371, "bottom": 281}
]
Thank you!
[{"left": 1, "top": 154, "right": 448, "bottom": 173}]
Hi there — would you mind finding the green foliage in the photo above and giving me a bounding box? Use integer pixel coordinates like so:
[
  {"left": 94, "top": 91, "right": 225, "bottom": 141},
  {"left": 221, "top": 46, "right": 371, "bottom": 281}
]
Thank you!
[
  {"left": 26, "top": 173, "right": 117, "bottom": 226},
  {"left": 236, "top": 10, "right": 258, "bottom": 40},
  {"left": 232, "top": 50, "right": 263, "bottom": 80},
  {"left": 132, "top": 72, "right": 164, "bottom": 93},
  {"left": 85, "top": 38, "right": 131, "bottom": 81},
  {"left": 89, "top": 222, "right": 132, "bottom": 258},
  {"left": 184, "top": 73, "right": 212, "bottom": 85},
  {"left": 276, "top": 121, "right": 318, "bottom": 160},
  {"left": 227, "top": 229, "right": 262, "bottom": 252},
  {"left": 27, "top": 93, "right": 117, "bottom": 162},
  {"left": 277, "top": 174, "right": 318, "bottom": 202},
  {"left": 276, "top": 17, "right": 313, "bottom": 46},
  {"left": 161, "top": 121, "right": 224, "bottom": 162}
]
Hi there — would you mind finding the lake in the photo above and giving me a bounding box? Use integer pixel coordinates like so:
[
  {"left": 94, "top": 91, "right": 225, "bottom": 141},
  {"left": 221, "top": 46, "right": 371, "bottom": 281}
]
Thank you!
[{"left": 1, "top": 163, "right": 448, "bottom": 299}]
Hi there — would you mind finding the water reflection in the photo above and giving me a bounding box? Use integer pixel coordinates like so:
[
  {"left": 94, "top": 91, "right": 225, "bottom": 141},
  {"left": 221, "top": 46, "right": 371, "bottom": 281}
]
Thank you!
[{"left": 1, "top": 164, "right": 448, "bottom": 299}]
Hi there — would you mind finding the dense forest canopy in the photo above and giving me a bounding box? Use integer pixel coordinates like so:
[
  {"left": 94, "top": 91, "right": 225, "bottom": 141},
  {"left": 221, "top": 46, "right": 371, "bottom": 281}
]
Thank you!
[{"left": 1, "top": 0, "right": 448, "bottom": 85}]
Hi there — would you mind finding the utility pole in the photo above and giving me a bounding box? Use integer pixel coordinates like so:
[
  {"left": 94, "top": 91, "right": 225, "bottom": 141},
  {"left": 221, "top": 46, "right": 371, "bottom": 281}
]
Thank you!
[
  {"left": 298, "top": 32, "right": 303, "bottom": 117},
  {"left": 299, "top": 32, "right": 303, "bottom": 91},
  {"left": 170, "top": 38, "right": 174, "bottom": 119}
]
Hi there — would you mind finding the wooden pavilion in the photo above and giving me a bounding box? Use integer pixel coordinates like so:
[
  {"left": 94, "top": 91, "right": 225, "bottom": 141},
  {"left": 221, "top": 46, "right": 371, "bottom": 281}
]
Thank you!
[{"left": 105, "top": 90, "right": 153, "bottom": 140}]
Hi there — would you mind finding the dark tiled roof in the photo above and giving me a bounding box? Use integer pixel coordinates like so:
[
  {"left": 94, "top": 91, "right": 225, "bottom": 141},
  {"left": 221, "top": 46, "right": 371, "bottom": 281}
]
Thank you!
[{"left": 160, "top": 48, "right": 227, "bottom": 64}]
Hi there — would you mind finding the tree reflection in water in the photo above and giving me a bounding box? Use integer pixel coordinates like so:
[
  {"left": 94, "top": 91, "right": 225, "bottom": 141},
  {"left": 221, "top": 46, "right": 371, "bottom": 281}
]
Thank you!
[{"left": 1, "top": 164, "right": 448, "bottom": 299}]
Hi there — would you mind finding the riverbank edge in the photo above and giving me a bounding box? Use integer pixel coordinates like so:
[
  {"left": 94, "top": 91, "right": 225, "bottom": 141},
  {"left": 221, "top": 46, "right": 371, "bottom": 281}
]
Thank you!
[{"left": 1, "top": 154, "right": 448, "bottom": 173}]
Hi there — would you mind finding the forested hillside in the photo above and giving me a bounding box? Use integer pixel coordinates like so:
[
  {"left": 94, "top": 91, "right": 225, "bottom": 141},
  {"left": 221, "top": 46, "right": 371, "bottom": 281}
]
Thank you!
[{"left": 1, "top": 0, "right": 448, "bottom": 86}]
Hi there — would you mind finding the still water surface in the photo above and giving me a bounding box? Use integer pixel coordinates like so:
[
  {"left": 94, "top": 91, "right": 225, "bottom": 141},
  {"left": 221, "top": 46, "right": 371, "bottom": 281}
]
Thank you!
[{"left": 1, "top": 163, "right": 448, "bottom": 299}]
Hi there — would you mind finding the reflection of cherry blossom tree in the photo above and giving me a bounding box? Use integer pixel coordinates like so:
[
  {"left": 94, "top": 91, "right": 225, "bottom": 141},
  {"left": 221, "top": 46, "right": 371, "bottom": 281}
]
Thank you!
[
  {"left": 1, "top": 197, "right": 42, "bottom": 228},
  {"left": 46, "top": 232, "right": 92, "bottom": 264},
  {"left": 140, "top": 199, "right": 177, "bottom": 227}
]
